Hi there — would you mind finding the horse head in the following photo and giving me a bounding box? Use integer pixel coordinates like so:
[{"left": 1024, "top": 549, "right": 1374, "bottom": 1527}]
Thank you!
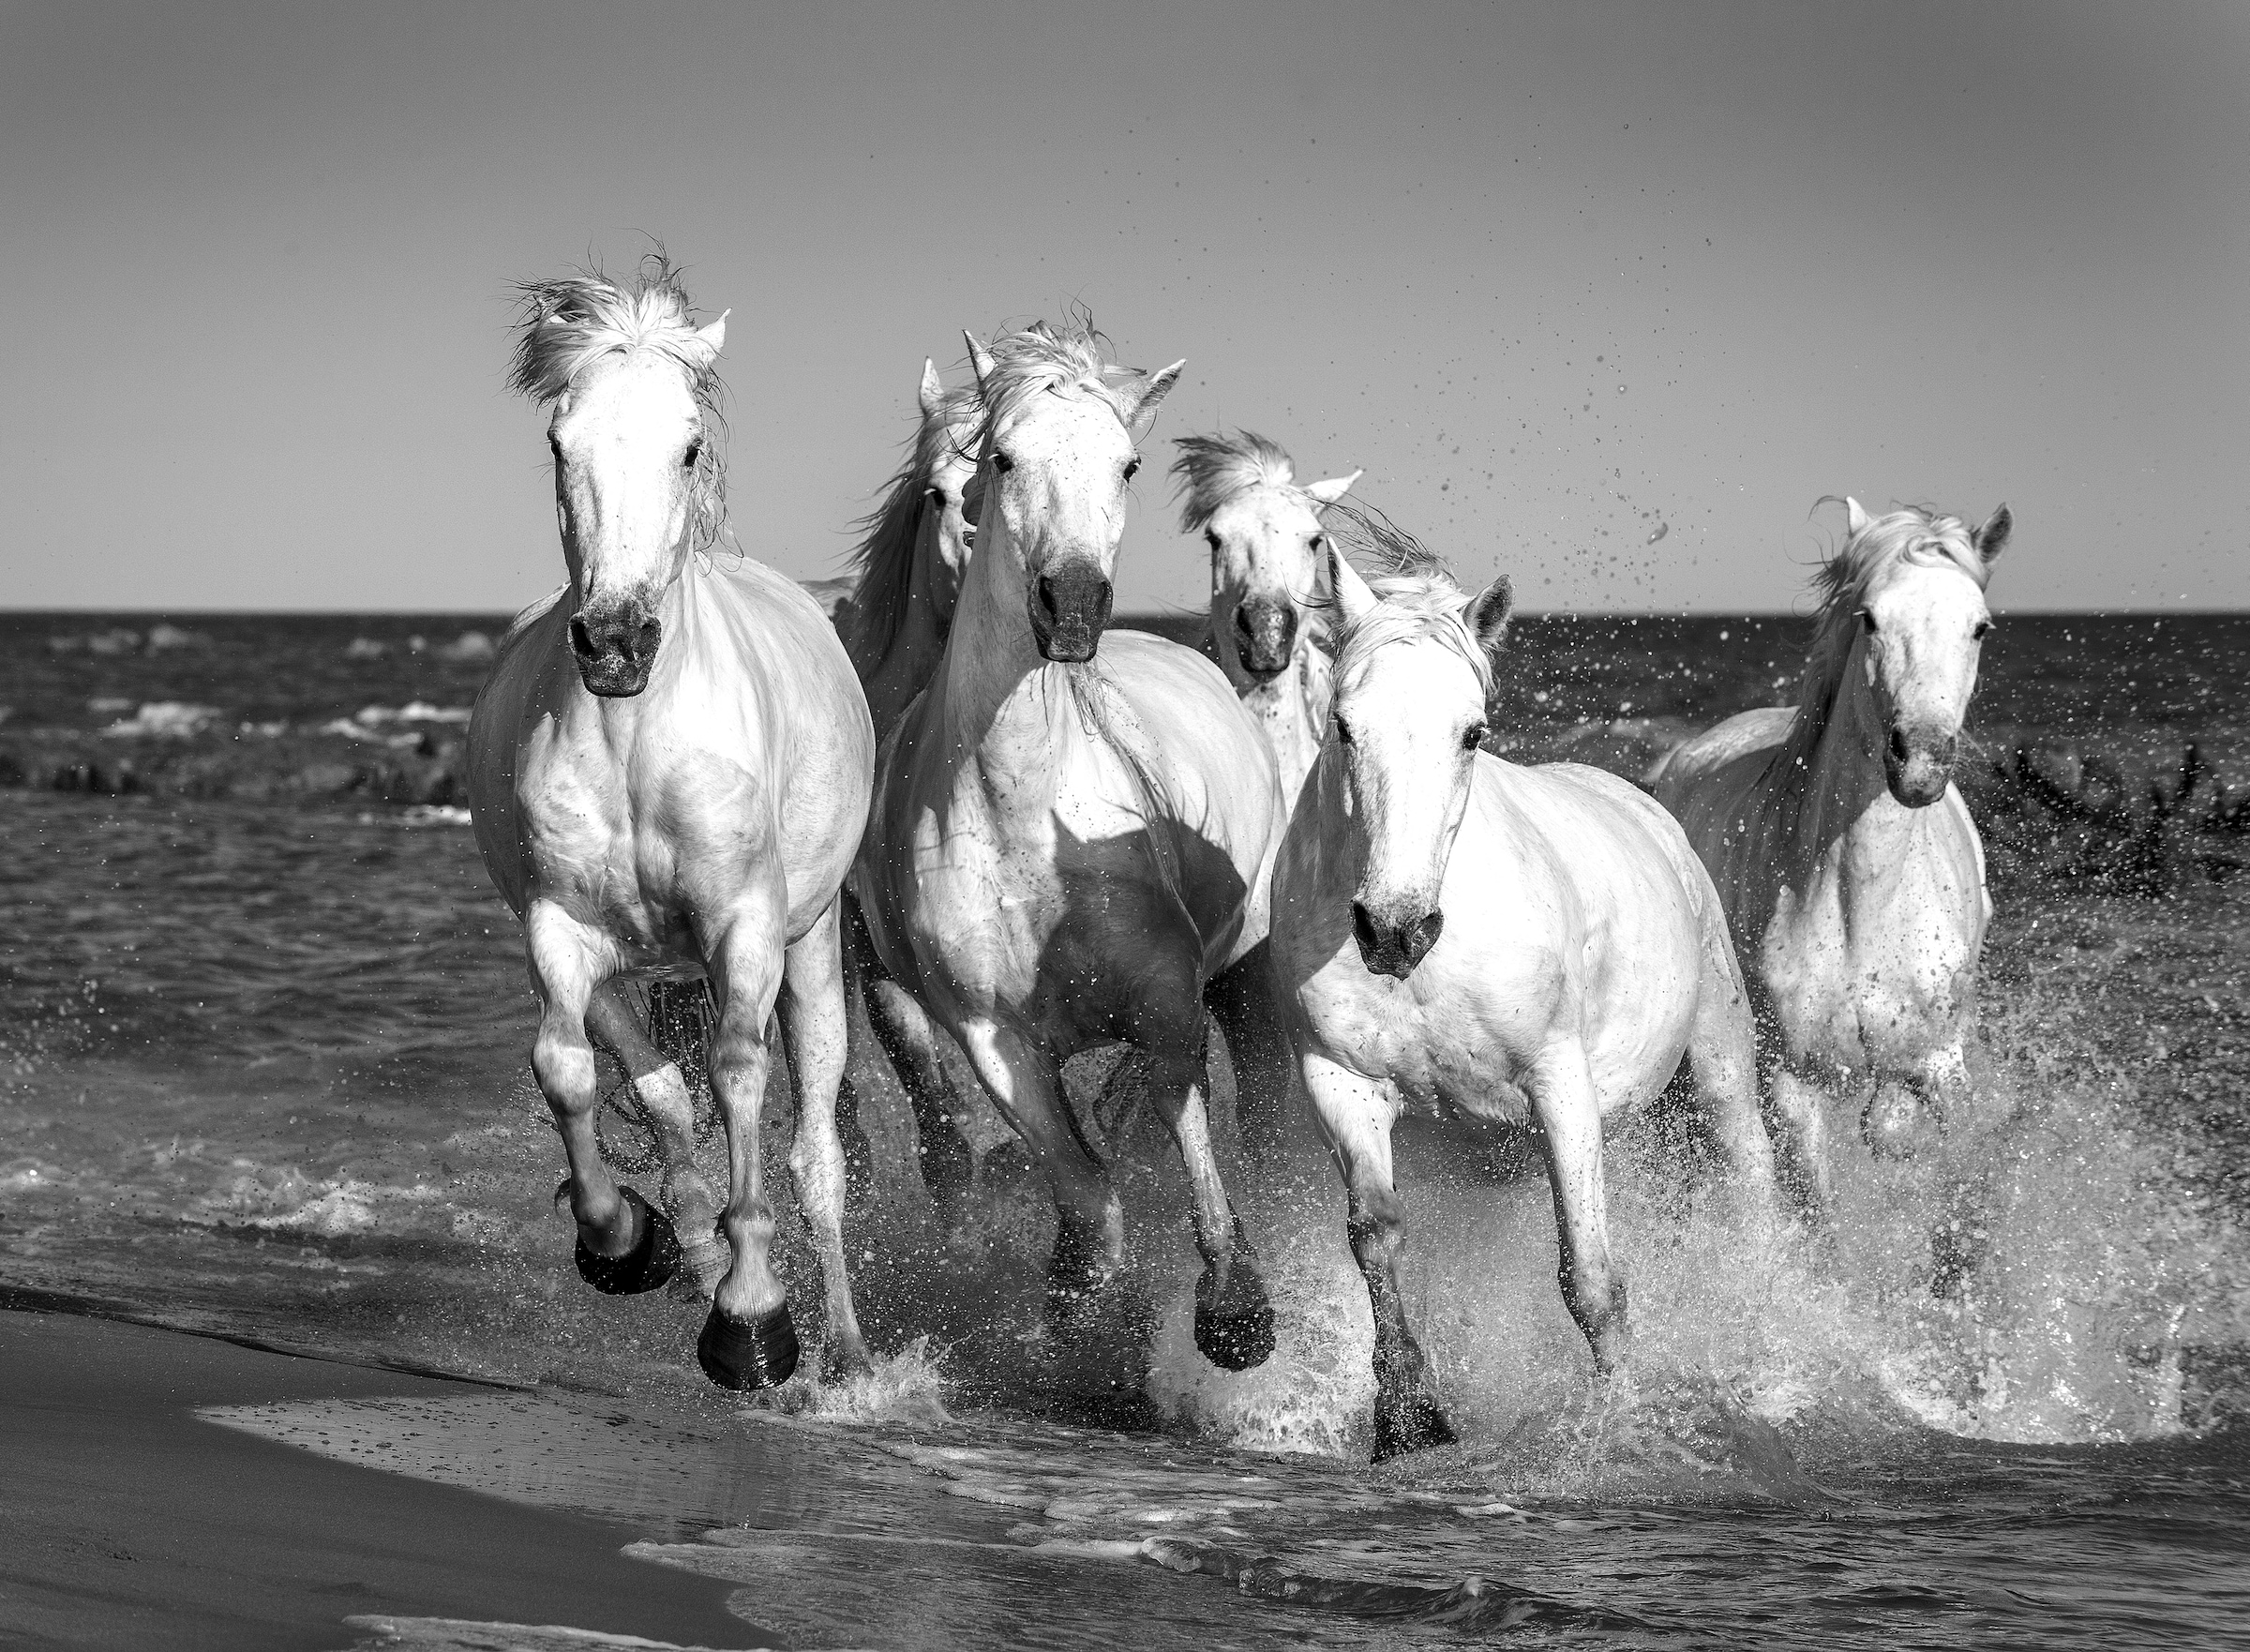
[{"left": 1325, "top": 546, "right": 1511, "bottom": 980}]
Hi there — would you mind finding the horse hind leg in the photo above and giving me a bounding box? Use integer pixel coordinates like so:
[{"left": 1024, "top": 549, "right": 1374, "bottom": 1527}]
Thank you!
[
  {"left": 777, "top": 898, "right": 873, "bottom": 1380},
  {"left": 585, "top": 981, "right": 726, "bottom": 1293},
  {"left": 848, "top": 900, "right": 981, "bottom": 1224},
  {"left": 1865, "top": 1043, "right": 1972, "bottom": 1158},
  {"left": 1765, "top": 1060, "right": 1835, "bottom": 1221},
  {"left": 1303, "top": 1053, "right": 1454, "bottom": 1462},
  {"left": 528, "top": 909, "right": 678, "bottom": 1297},
  {"left": 1529, "top": 1041, "right": 1630, "bottom": 1376},
  {"left": 1144, "top": 1034, "right": 1274, "bottom": 1372},
  {"left": 1682, "top": 939, "right": 1780, "bottom": 1215}
]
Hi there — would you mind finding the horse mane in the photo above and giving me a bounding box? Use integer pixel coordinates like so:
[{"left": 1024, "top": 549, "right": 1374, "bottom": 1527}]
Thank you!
[
  {"left": 1324, "top": 503, "right": 1494, "bottom": 698},
  {"left": 508, "top": 254, "right": 729, "bottom": 554},
  {"left": 972, "top": 317, "right": 1144, "bottom": 444},
  {"left": 1171, "top": 430, "right": 1298, "bottom": 532},
  {"left": 1786, "top": 501, "right": 1990, "bottom": 760},
  {"left": 840, "top": 377, "right": 982, "bottom": 668}
]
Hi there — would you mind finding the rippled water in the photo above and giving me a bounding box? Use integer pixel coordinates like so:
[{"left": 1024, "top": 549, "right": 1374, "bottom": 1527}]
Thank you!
[{"left": 3, "top": 611, "right": 2246, "bottom": 1648}]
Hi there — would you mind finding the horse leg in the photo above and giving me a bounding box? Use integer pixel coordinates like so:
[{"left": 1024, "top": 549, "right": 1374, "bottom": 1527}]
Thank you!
[
  {"left": 1303, "top": 1052, "right": 1452, "bottom": 1462},
  {"left": 778, "top": 899, "right": 873, "bottom": 1380},
  {"left": 954, "top": 1018, "right": 1125, "bottom": 1333},
  {"left": 527, "top": 907, "right": 678, "bottom": 1296},
  {"left": 1204, "top": 940, "right": 1297, "bottom": 1172},
  {"left": 848, "top": 899, "right": 979, "bottom": 1221},
  {"left": 692, "top": 909, "right": 797, "bottom": 1391},
  {"left": 1763, "top": 1059, "right": 1834, "bottom": 1220},
  {"left": 584, "top": 982, "right": 728, "bottom": 1292},
  {"left": 1144, "top": 1031, "right": 1274, "bottom": 1372},
  {"left": 1682, "top": 937, "right": 1779, "bottom": 1210},
  {"left": 1868, "top": 1042, "right": 1972, "bottom": 1157},
  {"left": 1528, "top": 1040, "right": 1628, "bottom": 1375}
]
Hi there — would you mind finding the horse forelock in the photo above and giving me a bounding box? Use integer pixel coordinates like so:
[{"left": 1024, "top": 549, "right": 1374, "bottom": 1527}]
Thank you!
[
  {"left": 973, "top": 320, "right": 1139, "bottom": 452},
  {"left": 509, "top": 257, "right": 729, "bottom": 554},
  {"left": 1171, "top": 431, "right": 1299, "bottom": 533},
  {"left": 1790, "top": 503, "right": 1989, "bottom": 752},
  {"left": 1334, "top": 572, "right": 1493, "bottom": 703},
  {"left": 843, "top": 380, "right": 983, "bottom": 663}
]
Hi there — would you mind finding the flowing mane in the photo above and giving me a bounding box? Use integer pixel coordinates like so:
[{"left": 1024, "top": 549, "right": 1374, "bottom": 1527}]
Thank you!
[
  {"left": 508, "top": 256, "right": 728, "bottom": 553},
  {"left": 1326, "top": 503, "right": 1495, "bottom": 698},
  {"left": 1171, "top": 430, "right": 1298, "bottom": 532},
  {"left": 1784, "top": 503, "right": 1990, "bottom": 764},
  {"left": 840, "top": 378, "right": 982, "bottom": 668}
]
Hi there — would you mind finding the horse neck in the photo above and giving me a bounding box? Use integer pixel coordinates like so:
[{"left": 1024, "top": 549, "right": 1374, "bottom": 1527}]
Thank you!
[
  {"left": 861, "top": 515, "right": 958, "bottom": 737},
  {"left": 1777, "top": 640, "right": 1921, "bottom": 865},
  {"left": 936, "top": 531, "right": 1076, "bottom": 787},
  {"left": 1236, "top": 634, "right": 1332, "bottom": 803}
]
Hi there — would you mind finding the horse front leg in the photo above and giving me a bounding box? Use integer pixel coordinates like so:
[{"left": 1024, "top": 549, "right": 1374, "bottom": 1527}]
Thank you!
[
  {"left": 692, "top": 909, "right": 796, "bottom": 1391},
  {"left": 1145, "top": 1031, "right": 1274, "bottom": 1372},
  {"left": 1204, "top": 939, "right": 1298, "bottom": 1173},
  {"left": 1763, "top": 1057, "right": 1835, "bottom": 1219},
  {"left": 584, "top": 981, "right": 728, "bottom": 1292},
  {"left": 779, "top": 897, "right": 873, "bottom": 1380},
  {"left": 1683, "top": 933, "right": 1780, "bottom": 1221},
  {"left": 1302, "top": 1051, "right": 1453, "bottom": 1462},
  {"left": 1529, "top": 1040, "right": 1628, "bottom": 1375},
  {"left": 953, "top": 1018, "right": 1125, "bottom": 1336},
  {"left": 528, "top": 906, "right": 679, "bottom": 1296}
]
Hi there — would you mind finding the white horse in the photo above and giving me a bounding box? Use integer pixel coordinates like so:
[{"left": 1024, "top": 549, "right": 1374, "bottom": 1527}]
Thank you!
[
  {"left": 853, "top": 320, "right": 1291, "bottom": 1371},
  {"left": 1172, "top": 431, "right": 1360, "bottom": 803},
  {"left": 1269, "top": 537, "right": 1777, "bottom": 1461},
  {"left": 1650, "top": 499, "right": 2012, "bottom": 1208},
  {"left": 467, "top": 263, "right": 875, "bottom": 1391}
]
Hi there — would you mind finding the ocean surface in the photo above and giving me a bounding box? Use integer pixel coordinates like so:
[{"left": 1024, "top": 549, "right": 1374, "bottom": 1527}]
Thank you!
[{"left": 3, "top": 608, "right": 2246, "bottom": 1649}]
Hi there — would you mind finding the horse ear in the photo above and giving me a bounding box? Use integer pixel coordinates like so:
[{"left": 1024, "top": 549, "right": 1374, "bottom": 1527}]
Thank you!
[
  {"left": 919, "top": 358, "right": 943, "bottom": 419},
  {"left": 1328, "top": 542, "right": 1378, "bottom": 625},
  {"left": 963, "top": 331, "right": 997, "bottom": 390},
  {"left": 1974, "top": 503, "right": 2013, "bottom": 563},
  {"left": 1844, "top": 496, "right": 1871, "bottom": 537},
  {"left": 1303, "top": 468, "right": 1363, "bottom": 506},
  {"left": 692, "top": 309, "right": 728, "bottom": 363},
  {"left": 1122, "top": 360, "right": 1186, "bottom": 442},
  {"left": 1464, "top": 576, "right": 1514, "bottom": 664}
]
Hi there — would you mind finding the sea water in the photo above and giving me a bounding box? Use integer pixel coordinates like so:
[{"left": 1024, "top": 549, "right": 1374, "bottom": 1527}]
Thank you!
[{"left": 2, "top": 610, "right": 2245, "bottom": 1648}]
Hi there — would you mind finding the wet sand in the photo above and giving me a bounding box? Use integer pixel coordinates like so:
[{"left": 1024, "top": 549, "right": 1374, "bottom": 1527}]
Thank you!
[{"left": 0, "top": 1308, "right": 764, "bottom": 1651}]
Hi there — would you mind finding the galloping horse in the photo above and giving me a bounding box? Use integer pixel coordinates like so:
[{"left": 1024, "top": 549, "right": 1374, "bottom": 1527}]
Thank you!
[
  {"left": 852, "top": 321, "right": 1288, "bottom": 1371},
  {"left": 1651, "top": 499, "right": 2012, "bottom": 1209},
  {"left": 1173, "top": 431, "right": 1359, "bottom": 803},
  {"left": 1269, "top": 536, "right": 1776, "bottom": 1461},
  {"left": 467, "top": 262, "right": 875, "bottom": 1390}
]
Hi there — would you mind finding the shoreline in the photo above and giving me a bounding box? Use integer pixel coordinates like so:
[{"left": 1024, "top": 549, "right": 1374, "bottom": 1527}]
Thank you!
[{"left": 0, "top": 1308, "right": 765, "bottom": 1651}]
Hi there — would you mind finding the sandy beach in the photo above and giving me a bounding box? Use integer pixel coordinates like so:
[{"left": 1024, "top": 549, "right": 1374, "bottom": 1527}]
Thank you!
[{"left": 0, "top": 1307, "right": 765, "bottom": 1651}]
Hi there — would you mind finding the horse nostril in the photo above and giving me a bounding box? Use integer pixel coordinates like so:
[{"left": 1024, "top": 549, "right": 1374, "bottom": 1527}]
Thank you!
[
  {"left": 1889, "top": 728, "right": 1910, "bottom": 764},
  {"left": 1351, "top": 901, "right": 1380, "bottom": 954},
  {"left": 1234, "top": 606, "right": 1256, "bottom": 640},
  {"left": 570, "top": 617, "right": 597, "bottom": 661},
  {"left": 1035, "top": 574, "right": 1059, "bottom": 620},
  {"left": 1402, "top": 910, "right": 1445, "bottom": 968},
  {"left": 629, "top": 616, "right": 661, "bottom": 664}
]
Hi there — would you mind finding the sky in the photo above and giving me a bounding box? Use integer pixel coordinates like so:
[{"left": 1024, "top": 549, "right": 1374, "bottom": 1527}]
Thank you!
[{"left": 4, "top": 0, "right": 2244, "bottom": 614}]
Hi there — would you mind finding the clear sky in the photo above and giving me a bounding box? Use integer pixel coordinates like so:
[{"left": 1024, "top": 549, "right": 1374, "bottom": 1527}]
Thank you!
[{"left": 5, "top": 1, "right": 2243, "bottom": 613}]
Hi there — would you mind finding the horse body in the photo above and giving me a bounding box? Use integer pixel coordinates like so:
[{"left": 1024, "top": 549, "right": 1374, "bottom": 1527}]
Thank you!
[
  {"left": 1652, "top": 500, "right": 2010, "bottom": 1203},
  {"left": 466, "top": 263, "right": 874, "bottom": 1391},
  {"left": 853, "top": 321, "right": 1286, "bottom": 1371},
  {"left": 1270, "top": 545, "right": 1774, "bottom": 1461}
]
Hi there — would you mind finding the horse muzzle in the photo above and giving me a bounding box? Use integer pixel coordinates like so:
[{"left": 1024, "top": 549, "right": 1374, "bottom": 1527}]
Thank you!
[
  {"left": 1028, "top": 558, "right": 1114, "bottom": 664},
  {"left": 1352, "top": 899, "right": 1444, "bottom": 980},
  {"left": 1232, "top": 598, "right": 1298, "bottom": 682},
  {"left": 571, "top": 600, "right": 662, "bottom": 698},
  {"left": 1883, "top": 725, "right": 1958, "bottom": 808}
]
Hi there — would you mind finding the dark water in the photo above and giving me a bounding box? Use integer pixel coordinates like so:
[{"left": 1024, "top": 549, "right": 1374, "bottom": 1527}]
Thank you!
[{"left": 3, "top": 610, "right": 2247, "bottom": 1649}]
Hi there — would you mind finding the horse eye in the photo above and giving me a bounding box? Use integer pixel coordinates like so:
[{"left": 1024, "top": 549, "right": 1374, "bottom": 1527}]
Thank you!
[
  {"left": 1124, "top": 457, "right": 1141, "bottom": 481},
  {"left": 1972, "top": 619, "right": 1993, "bottom": 641},
  {"left": 1859, "top": 610, "right": 1879, "bottom": 634},
  {"left": 992, "top": 451, "right": 1014, "bottom": 474},
  {"left": 1334, "top": 715, "right": 1355, "bottom": 747},
  {"left": 682, "top": 443, "right": 700, "bottom": 469},
  {"left": 1309, "top": 533, "right": 1326, "bottom": 553},
  {"left": 1463, "top": 723, "right": 1488, "bottom": 751},
  {"left": 1204, "top": 530, "right": 1221, "bottom": 551}
]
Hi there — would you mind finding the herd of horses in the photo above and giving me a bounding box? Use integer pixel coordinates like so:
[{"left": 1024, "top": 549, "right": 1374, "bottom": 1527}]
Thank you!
[{"left": 465, "top": 260, "right": 2013, "bottom": 1461}]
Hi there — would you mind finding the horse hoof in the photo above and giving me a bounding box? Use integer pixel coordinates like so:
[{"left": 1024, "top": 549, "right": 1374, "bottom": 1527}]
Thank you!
[
  {"left": 1372, "top": 1392, "right": 1456, "bottom": 1464},
  {"left": 1194, "top": 1299, "right": 1276, "bottom": 1372},
  {"left": 574, "top": 1187, "right": 679, "bottom": 1296},
  {"left": 697, "top": 1301, "right": 800, "bottom": 1390}
]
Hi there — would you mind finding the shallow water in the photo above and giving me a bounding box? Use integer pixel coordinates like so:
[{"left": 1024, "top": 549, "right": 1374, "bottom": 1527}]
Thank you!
[{"left": 3, "top": 611, "right": 2247, "bottom": 1648}]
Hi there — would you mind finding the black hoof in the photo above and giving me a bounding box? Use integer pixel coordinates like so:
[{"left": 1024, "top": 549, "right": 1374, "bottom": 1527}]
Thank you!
[
  {"left": 1372, "top": 1392, "right": 1457, "bottom": 1464},
  {"left": 697, "top": 1300, "right": 800, "bottom": 1390},
  {"left": 1193, "top": 1264, "right": 1276, "bottom": 1372},
  {"left": 574, "top": 1186, "right": 679, "bottom": 1296}
]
